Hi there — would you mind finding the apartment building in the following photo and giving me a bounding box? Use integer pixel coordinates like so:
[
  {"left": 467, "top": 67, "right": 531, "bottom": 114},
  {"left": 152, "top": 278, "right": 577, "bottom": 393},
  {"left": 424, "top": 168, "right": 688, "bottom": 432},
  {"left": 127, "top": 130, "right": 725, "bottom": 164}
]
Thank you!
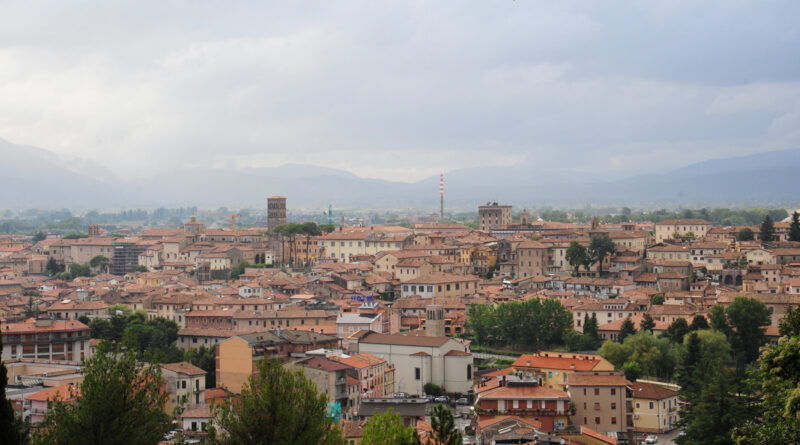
[
  {"left": 478, "top": 202, "right": 512, "bottom": 232},
  {"left": 1, "top": 318, "right": 92, "bottom": 363},
  {"left": 630, "top": 382, "right": 679, "bottom": 434},
  {"left": 567, "top": 373, "right": 633, "bottom": 438},
  {"left": 654, "top": 219, "right": 711, "bottom": 243}
]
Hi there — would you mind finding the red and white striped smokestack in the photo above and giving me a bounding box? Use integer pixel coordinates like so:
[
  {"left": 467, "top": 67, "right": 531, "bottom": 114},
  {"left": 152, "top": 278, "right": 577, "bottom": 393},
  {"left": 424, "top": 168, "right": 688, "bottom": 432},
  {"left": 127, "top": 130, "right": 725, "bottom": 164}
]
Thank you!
[{"left": 439, "top": 173, "right": 444, "bottom": 219}]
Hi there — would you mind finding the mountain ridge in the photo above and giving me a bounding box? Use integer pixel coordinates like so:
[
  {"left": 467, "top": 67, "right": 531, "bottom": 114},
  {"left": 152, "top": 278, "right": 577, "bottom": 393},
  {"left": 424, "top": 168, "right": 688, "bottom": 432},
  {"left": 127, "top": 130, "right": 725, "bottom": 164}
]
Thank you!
[{"left": 0, "top": 138, "right": 798, "bottom": 209}]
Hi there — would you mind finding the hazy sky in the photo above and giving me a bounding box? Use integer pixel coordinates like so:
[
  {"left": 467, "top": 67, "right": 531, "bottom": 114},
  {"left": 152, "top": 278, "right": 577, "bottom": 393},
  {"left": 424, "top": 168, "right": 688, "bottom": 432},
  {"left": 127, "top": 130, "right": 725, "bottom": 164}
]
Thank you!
[{"left": 1, "top": 1, "right": 799, "bottom": 182}]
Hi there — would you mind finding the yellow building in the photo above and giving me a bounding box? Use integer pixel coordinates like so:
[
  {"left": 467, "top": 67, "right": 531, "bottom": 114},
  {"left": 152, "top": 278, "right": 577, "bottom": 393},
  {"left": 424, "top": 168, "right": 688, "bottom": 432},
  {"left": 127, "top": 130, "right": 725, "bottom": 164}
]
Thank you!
[
  {"left": 630, "top": 382, "right": 679, "bottom": 433},
  {"left": 320, "top": 226, "right": 413, "bottom": 263},
  {"left": 511, "top": 352, "right": 615, "bottom": 390},
  {"left": 654, "top": 219, "right": 711, "bottom": 243}
]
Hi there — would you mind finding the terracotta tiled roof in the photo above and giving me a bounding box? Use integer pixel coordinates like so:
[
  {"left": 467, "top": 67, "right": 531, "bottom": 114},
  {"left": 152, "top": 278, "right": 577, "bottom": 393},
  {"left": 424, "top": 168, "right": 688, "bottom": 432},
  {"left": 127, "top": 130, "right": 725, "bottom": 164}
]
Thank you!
[
  {"left": 580, "top": 426, "right": 618, "bottom": 445},
  {"left": 566, "top": 373, "right": 629, "bottom": 387},
  {"left": 512, "top": 354, "right": 600, "bottom": 371},
  {"left": 162, "top": 361, "right": 206, "bottom": 376},
  {"left": 630, "top": 382, "right": 678, "bottom": 400},
  {"left": 26, "top": 383, "right": 79, "bottom": 402}
]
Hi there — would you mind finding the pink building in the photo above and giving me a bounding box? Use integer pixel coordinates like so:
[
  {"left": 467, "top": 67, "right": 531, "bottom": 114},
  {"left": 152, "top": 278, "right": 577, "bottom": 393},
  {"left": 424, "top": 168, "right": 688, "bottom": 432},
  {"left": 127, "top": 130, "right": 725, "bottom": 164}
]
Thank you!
[{"left": 25, "top": 383, "right": 78, "bottom": 424}]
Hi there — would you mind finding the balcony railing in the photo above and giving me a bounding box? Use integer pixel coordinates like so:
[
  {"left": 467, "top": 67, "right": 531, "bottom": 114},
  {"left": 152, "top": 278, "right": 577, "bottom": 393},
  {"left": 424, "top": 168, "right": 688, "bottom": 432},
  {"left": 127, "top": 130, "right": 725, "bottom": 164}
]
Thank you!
[{"left": 477, "top": 408, "right": 565, "bottom": 417}]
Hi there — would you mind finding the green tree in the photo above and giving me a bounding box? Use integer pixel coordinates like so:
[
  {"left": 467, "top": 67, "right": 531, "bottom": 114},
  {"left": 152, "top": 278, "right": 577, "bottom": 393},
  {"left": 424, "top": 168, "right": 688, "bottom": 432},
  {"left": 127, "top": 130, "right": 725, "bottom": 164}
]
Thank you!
[
  {"left": 212, "top": 359, "right": 343, "bottom": 445},
  {"left": 361, "top": 408, "right": 420, "bottom": 445},
  {"left": 1, "top": 321, "right": 28, "bottom": 445},
  {"left": 665, "top": 318, "right": 690, "bottom": 343},
  {"left": 736, "top": 227, "right": 755, "bottom": 242},
  {"left": 467, "top": 299, "right": 573, "bottom": 350},
  {"left": 600, "top": 331, "right": 677, "bottom": 380},
  {"left": 622, "top": 361, "right": 642, "bottom": 381},
  {"left": 88, "top": 255, "right": 110, "bottom": 274},
  {"left": 184, "top": 346, "right": 217, "bottom": 388},
  {"left": 759, "top": 215, "right": 775, "bottom": 243},
  {"left": 32, "top": 231, "right": 47, "bottom": 243},
  {"left": 32, "top": 345, "right": 170, "bottom": 445},
  {"left": 689, "top": 314, "right": 710, "bottom": 331},
  {"left": 709, "top": 305, "right": 732, "bottom": 338},
  {"left": 68, "top": 263, "right": 91, "bottom": 279},
  {"left": 618, "top": 317, "right": 637, "bottom": 343},
  {"left": 565, "top": 241, "right": 588, "bottom": 277},
  {"left": 726, "top": 297, "right": 771, "bottom": 364},
  {"left": 779, "top": 305, "right": 800, "bottom": 337},
  {"left": 677, "top": 368, "right": 746, "bottom": 445},
  {"left": 588, "top": 234, "right": 616, "bottom": 276},
  {"left": 46, "top": 257, "right": 60, "bottom": 276},
  {"left": 733, "top": 335, "right": 800, "bottom": 444},
  {"left": 230, "top": 261, "right": 252, "bottom": 280},
  {"left": 789, "top": 211, "right": 800, "bottom": 242},
  {"left": 423, "top": 382, "right": 443, "bottom": 397},
  {"left": 651, "top": 294, "right": 665, "bottom": 305},
  {"left": 580, "top": 313, "right": 601, "bottom": 350},
  {"left": 132, "top": 265, "right": 149, "bottom": 273},
  {"left": 428, "top": 404, "right": 461, "bottom": 445},
  {"left": 640, "top": 313, "right": 656, "bottom": 332}
]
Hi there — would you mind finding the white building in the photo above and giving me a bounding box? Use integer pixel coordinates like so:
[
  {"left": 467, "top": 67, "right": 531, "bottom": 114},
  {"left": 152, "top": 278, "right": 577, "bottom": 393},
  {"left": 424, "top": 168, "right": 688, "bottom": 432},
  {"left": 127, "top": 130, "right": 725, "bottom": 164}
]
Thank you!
[{"left": 348, "top": 331, "right": 473, "bottom": 395}]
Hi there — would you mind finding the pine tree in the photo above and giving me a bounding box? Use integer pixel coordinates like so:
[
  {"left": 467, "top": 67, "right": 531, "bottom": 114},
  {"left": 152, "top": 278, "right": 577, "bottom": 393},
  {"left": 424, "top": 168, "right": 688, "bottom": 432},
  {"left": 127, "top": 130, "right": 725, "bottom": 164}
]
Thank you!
[
  {"left": 618, "top": 317, "right": 636, "bottom": 343},
  {"left": 429, "top": 404, "right": 461, "bottom": 445},
  {"left": 640, "top": 314, "right": 656, "bottom": 332},
  {"left": 789, "top": 211, "right": 800, "bottom": 242},
  {"left": 759, "top": 215, "right": 775, "bottom": 243}
]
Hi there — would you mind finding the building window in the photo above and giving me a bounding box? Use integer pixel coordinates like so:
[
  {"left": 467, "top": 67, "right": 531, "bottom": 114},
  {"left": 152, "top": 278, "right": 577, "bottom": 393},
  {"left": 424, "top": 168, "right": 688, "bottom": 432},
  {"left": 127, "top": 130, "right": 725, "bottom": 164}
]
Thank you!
[
  {"left": 595, "top": 417, "right": 600, "bottom": 424},
  {"left": 415, "top": 368, "right": 421, "bottom": 380},
  {"left": 611, "top": 417, "right": 617, "bottom": 425},
  {"left": 594, "top": 388, "right": 600, "bottom": 396},
  {"left": 611, "top": 402, "right": 616, "bottom": 410},
  {"left": 611, "top": 388, "right": 616, "bottom": 395},
  {"left": 649, "top": 401, "right": 654, "bottom": 409},
  {"left": 466, "top": 364, "right": 472, "bottom": 380}
]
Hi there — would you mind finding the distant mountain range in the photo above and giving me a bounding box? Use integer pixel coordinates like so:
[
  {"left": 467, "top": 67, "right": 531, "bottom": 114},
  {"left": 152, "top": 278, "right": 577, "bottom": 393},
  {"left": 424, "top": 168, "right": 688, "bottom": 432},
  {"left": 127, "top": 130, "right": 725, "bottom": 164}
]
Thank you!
[{"left": 1, "top": 137, "right": 799, "bottom": 210}]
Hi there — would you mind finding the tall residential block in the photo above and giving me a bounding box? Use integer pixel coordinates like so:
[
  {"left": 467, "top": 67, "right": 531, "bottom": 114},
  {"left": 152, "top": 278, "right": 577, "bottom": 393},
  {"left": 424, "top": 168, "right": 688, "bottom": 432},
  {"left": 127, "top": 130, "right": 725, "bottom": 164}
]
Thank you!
[
  {"left": 478, "top": 202, "right": 512, "bottom": 232},
  {"left": 267, "top": 196, "right": 287, "bottom": 232}
]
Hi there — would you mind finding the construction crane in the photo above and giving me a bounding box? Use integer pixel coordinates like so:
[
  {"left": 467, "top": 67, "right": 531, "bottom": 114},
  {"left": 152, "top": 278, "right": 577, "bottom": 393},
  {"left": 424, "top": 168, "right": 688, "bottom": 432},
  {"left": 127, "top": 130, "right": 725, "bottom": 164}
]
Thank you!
[
  {"left": 227, "top": 213, "right": 242, "bottom": 230},
  {"left": 195, "top": 212, "right": 243, "bottom": 230}
]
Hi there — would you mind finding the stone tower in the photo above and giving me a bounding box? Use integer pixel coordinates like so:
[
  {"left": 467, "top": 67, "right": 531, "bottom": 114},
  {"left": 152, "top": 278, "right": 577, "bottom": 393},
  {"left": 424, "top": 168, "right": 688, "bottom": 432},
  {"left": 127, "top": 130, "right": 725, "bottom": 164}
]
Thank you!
[
  {"left": 425, "top": 305, "right": 445, "bottom": 337},
  {"left": 267, "top": 196, "right": 287, "bottom": 232}
]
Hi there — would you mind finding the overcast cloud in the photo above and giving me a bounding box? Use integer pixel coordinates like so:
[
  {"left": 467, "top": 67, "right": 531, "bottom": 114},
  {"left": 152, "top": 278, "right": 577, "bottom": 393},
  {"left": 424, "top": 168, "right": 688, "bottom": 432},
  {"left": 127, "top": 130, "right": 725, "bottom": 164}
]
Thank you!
[{"left": 0, "top": 1, "right": 798, "bottom": 181}]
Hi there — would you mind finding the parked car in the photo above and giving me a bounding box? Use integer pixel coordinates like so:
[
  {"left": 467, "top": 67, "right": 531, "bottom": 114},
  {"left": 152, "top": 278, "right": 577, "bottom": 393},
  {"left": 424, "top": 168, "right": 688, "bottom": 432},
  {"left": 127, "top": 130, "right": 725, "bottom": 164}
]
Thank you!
[
  {"left": 434, "top": 396, "right": 449, "bottom": 404},
  {"left": 394, "top": 392, "right": 407, "bottom": 399},
  {"left": 455, "top": 397, "right": 470, "bottom": 405},
  {"left": 645, "top": 435, "right": 658, "bottom": 444}
]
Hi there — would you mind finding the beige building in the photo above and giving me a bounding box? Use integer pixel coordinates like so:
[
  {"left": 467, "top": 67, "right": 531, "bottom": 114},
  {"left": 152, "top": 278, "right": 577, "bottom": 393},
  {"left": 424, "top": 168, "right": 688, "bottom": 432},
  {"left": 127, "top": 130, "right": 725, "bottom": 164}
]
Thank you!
[
  {"left": 162, "top": 361, "right": 207, "bottom": 407},
  {"left": 399, "top": 273, "right": 480, "bottom": 299},
  {"left": 516, "top": 240, "right": 550, "bottom": 278},
  {"left": 320, "top": 227, "right": 413, "bottom": 263},
  {"left": 654, "top": 219, "right": 712, "bottom": 243},
  {"left": 289, "top": 356, "right": 354, "bottom": 412},
  {"left": 567, "top": 373, "right": 633, "bottom": 437},
  {"left": 630, "top": 382, "right": 679, "bottom": 433},
  {"left": 478, "top": 202, "right": 512, "bottom": 232}
]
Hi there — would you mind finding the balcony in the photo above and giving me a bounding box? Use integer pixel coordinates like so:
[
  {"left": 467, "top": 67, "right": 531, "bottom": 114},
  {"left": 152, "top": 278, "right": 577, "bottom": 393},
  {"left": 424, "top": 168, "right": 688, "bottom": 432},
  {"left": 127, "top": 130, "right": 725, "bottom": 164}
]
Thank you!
[{"left": 477, "top": 408, "right": 565, "bottom": 417}]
